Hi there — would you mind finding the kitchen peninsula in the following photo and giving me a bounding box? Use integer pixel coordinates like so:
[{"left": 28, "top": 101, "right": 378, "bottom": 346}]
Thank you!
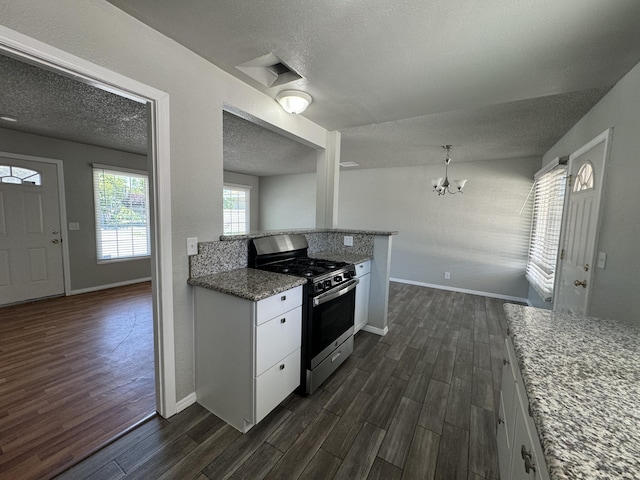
[
  {"left": 501, "top": 304, "right": 640, "bottom": 480},
  {"left": 188, "top": 229, "right": 396, "bottom": 432},
  {"left": 188, "top": 228, "right": 396, "bottom": 336}
]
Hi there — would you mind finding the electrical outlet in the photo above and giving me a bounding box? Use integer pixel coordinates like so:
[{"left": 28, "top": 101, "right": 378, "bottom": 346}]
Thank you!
[
  {"left": 444, "top": 272, "right": 451, "bottom": 280},
  {"left": 68, "top": 222, "right": 80, "bottom": 231},
  {"left": 187, "top": 237, "right": 198, "bottom": 256},
  {"left": 344, "top": 235, "right": 354, "bottom": 247}
]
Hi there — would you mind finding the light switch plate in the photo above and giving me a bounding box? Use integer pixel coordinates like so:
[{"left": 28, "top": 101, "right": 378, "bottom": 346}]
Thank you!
[
  {"left": 68, "top": 222, "right": 80, "bottom": 231},
  {"left": 187, "top": 237, "right": 198, "bottom": 256},
  {"left": 597, "top": 251, "right": 607, "bottom": 269},
  {"left": 344, "top": 235, "right": 354, "bottom": 246}
]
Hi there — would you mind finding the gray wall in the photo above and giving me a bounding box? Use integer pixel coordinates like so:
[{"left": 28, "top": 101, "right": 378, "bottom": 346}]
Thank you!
[
  {"left": 223, "top": 171, "right": 260, "bottom": 232},
  {"left": 338, "top": 157, "right": 539, "bottom": 299},
  {"left": 535, "top": 60, "right": 640, "bottom": 323},
  {"left": 259, "top": 173, "right": 317, "bottom": 230},
  {"left": 0, "top": 127, "right": 151, "bottom": 291}
]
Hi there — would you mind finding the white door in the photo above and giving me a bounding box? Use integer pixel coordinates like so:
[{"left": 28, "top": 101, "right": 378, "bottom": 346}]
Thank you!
[
  {"left": 554, "top": 129, "right": 611, "bottom": 315},
  {"left": 0, "top": 157, "right": 64, "bottom": 305}
]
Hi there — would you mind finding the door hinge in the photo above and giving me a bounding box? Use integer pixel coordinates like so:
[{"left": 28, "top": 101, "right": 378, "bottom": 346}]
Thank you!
[
  {"left": 560, "top": 248, "right": 565, "bottom": 260},
  {"left": 567, "top": 174, "right": 573, "bottom": 188}
]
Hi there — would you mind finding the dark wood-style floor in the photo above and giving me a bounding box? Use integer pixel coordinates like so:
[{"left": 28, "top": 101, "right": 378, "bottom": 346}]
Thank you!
[
  {"left": 57, "top": 283, "right": 509, "bottom": 480},
  {"left": 0, "top": 282, "right": 156, "bottom": 480}
]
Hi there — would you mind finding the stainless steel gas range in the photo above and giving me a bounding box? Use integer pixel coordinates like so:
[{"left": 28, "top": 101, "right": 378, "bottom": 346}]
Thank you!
[{"left": 249, "top": 234, "right": 357, "bottom": 394}]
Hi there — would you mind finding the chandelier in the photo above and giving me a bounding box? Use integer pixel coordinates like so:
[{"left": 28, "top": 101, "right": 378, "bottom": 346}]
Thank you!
[{"left": 431, "top": 145, "right": 468, "bottom": 195}]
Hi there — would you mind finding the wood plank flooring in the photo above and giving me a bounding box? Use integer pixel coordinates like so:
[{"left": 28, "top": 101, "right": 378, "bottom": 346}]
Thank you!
[
  {"left": 57, "top": 283, "right": 511, "bottom": 480},
  {"left": 0, "top": 282, "right": 156, "bottom": 480}
]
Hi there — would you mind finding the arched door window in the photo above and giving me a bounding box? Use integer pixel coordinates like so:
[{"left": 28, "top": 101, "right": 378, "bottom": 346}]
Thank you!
[
  {"left": 573, "top": 161, "right": 594, "bottom": 192},
  {"left": 0, "top": 165, "right": 42, "bottom": 185}
]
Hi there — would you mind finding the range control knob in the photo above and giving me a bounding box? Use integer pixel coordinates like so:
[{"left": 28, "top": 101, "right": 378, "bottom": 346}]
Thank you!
[
  {"left": 315, "top": 283, "right": 324, "bottom": 293},
  {"left": 334, "top": 275, "right": 342, "bottom": 283},
  {"left": 324, "top": 279, "right": 333, "bottom": 289}
]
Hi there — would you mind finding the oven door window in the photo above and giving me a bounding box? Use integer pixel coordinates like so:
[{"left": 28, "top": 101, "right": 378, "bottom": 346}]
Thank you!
[{"left": 311, "top": 287, "right": 355, "bottom": 361}]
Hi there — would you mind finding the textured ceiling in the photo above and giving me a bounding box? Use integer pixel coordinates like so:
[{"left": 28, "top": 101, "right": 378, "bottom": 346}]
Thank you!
[
  {"left": 0, "top": 53, "right": 148, "bottom": 155},
  {"left": 223, "top": 111, "right": 318, "bottom": 176},
  {"left": 3, "top": 1, "right": 640, "bottom": 175}
]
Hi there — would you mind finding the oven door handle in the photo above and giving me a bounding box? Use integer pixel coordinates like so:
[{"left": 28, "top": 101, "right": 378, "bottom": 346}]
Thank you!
[{"left": 313, "top": 278, "right": 359, "bottom": 307}]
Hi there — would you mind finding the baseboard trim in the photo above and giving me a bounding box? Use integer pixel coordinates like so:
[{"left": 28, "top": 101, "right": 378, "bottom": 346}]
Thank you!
[
  {"left": 390, "top": 277, "right": 528, "bottom": 304},
  {"left": 69, "top": 277, "right": 152, "bottom": 295},
  {"left": 176, "top": 392, "right": 197, "bottom": 414},
  {"left": 361, "top": 325, "right": 389, "bottom": 336}
]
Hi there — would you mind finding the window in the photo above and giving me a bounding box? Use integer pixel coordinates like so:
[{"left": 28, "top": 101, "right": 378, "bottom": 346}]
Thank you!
[
  {"left": 93, "top": 164, "right": 150, "bottom": 261},
  {"left": 0, "top": 164, "right": 41, "bottom": 185},
  {"left": 223, "top": 184, "right": 250, "bottom": 235},
  {"left": 573, "top": 161, "right": 594, "bottom": 192},
  {"left": 526, "top": 163, "right": 567, "bottom": 302}
]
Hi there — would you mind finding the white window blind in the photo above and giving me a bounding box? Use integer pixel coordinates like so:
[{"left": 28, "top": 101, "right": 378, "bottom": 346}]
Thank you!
[
  {"left": 93, "top": 165, "right": 150, "bottom": 261},
  {"left": 525, "top": 164, "right": 567, "bottom": 301},
  {"left": 223, "top": 184, "right": 250, "bottom": 235}
]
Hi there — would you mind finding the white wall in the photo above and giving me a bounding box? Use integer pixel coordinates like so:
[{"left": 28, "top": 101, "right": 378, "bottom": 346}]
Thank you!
[
  {"left": 338, "top": 157, "right": 538, "bottom": 299},
  {"left": 0, "top": 127, "right": 151, "bottom": 291},
  {"left": 536, "top": 60, "right": 640, "bottom": 323},
  {"left": 223, "top": 171, "right": 260, "bottom": 232},
  {"left": 0, "top": 0, "right": 330, "bottom": 404},
  {"left": 259, "top": 173, "right": 317, "bottom": 230}
]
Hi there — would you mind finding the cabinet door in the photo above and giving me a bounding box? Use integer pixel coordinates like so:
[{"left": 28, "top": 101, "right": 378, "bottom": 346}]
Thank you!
[
  {"left": 354, "top": 273, "right": 370, "bottom": 333},
  {"left": 510, "top": 401, "right": 542, "bottom": 480},
  {"left": 255, "top": 306, "right": 302, "bottom": 376},
  {"left": 255, "top": 348, "right": 301, "bottom": 423}
]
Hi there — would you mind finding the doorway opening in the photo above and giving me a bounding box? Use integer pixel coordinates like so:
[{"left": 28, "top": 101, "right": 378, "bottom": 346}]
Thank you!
[{"left": 0, "top": 25, "right": 175, "bottom": 477}]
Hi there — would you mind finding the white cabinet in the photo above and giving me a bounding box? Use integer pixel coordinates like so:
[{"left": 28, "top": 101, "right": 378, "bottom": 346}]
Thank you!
[
  {"left": 354, "top": 260, "right": 371, "bottom": 333},
  {"left": 497, "top": 337, "right": 550, "bottom": 480},
  {"left": 194, "top": 285, "right": 303, "bottom": 433}
]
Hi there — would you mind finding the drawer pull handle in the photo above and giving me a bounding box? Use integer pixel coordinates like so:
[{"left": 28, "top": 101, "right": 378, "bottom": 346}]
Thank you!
[
  {"left": 279, "top": 364, "right": 285, "bottom": 370},
  {"left": 280, "top": 318, "right": 286, "bottom": 324},
  {"left": 281, "top": 295, "right": 286, "bottom": 301},
  {"left": 521, "top": 445, "right": 536, "bottom": 474},
  {"left": 503, "top": 358, "right": 509, "bottom": 365},
  {"left": 498, "top": 418, "right": 505, "bottom": 425},
  {"left": 331, "top": 350, "right": 342, "bottom": 363}
]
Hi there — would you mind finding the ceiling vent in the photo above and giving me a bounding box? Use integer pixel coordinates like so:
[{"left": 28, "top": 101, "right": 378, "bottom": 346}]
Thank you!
[{"left": 236, "top": 53, "right": 302, "bottom": 88}]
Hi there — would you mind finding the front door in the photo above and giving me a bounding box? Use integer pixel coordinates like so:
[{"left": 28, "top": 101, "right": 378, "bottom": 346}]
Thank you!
[
  {"left": 0, "top": 156, "right": 64, "bottom": 305},
  {"left": 554, "top": 129, "right": 612, "bottom": 315}
]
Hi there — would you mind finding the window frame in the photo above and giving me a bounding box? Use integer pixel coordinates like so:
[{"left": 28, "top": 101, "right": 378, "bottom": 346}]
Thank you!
[
  {"left": 223, "top": 183, "right": 251, "bottom": 235},
  {"left": 93, "top": 163, "right": 151, "bottom": 263},
  {"left": 525, "top": 159, "right": 568, "bottom": 302}
]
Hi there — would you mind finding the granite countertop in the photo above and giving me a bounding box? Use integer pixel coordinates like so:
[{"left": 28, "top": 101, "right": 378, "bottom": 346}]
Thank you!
[
  {"left": 220, "top": 228, "right": 398, "bottom": 241},
  {"left": 503, "top": 304, "right": 640, "bottom": 480},
  {"left": 310, "top": 251, "right": 372, "bottom": 264},
  {"left": 188, "top": 268, "right": 306, "bottom": 301}
]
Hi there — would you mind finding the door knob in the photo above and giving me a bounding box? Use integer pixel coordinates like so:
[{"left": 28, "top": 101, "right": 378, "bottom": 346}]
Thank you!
[
  {"left": 52, "top": 239, "right": 60, "bottom": 244},
  {"left": 51, "top": 230, "right": 59, "bottom": 234},
  {"left": 574, "top": 279, "right": 587, "bottom": 288}
]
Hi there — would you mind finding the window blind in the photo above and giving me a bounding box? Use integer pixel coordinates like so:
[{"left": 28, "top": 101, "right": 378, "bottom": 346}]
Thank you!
[
  {"left": 525, "top": 164, "right": 567, "bottom": 302},
  {"left": 93, "top": 166, "right": 150, "bottom": 261}
]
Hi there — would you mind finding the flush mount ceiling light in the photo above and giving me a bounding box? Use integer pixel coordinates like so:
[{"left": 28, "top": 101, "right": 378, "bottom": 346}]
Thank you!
[
  {"left": 276, "top": 90, "right": 312, "bottom": 115},
  {"left": 431, "top": 145, "right": 468, "bottom": 195}
]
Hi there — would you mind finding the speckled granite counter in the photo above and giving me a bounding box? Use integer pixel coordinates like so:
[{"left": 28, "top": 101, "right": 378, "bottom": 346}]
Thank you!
[
  {"left": 504, "top": 304, "right": 640, "bottom": 480},
  {"left": 310, "top": 251, "right": 372, "bottom": 264},
  {"left": 188, "top": 268, "right": 306, "bottom": 301}
]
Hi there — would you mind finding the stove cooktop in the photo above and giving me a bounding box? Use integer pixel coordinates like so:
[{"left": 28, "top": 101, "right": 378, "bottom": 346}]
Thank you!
[{"left": 260, "top": 257, "right": 350, "bottom": 278}]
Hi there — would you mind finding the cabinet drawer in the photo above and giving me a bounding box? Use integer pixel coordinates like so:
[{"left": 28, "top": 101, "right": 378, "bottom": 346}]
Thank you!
[
  {"left": 256, "top": 286, "right": 303, "bottom": 326},
  {"left": 255, "top": 348, "right": 300, "bottom": 423},
  {"left": 255, "top": 306, "right": 302, "bottom": 376},
  {"left": 355, "top": 260, "right": 371, "bottom": 277}
]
